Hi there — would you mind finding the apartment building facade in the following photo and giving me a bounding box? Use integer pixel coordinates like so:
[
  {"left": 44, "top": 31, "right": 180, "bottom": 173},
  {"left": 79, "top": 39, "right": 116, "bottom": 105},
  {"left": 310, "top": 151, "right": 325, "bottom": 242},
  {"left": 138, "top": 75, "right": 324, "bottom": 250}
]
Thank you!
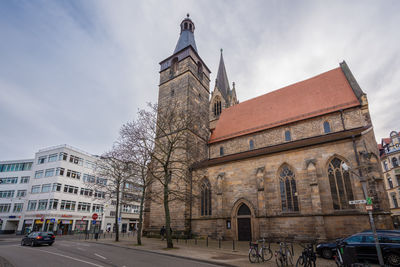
[
  {"left": 379, "top": 131, "right": 400, "bottom": 228},
  {"left": 0, "top": 144, "right": 140, "bottom": 234}
]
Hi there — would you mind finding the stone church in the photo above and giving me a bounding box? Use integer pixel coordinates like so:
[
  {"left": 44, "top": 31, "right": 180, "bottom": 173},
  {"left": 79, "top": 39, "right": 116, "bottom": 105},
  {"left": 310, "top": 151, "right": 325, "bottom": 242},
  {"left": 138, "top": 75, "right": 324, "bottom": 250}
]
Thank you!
[{"left": 143, "top": 15, "right": 393, "bottom": 241}]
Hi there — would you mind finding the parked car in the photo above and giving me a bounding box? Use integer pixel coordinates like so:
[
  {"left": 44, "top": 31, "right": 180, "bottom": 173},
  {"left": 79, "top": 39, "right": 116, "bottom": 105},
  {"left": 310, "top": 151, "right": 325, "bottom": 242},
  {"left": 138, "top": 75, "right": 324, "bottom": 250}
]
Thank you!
[
  {"left": 21, "top": 231, "right": 55, "bottom": 246},
  {"left": 316, "top": 230, "right": 400, "bottom": 266}
]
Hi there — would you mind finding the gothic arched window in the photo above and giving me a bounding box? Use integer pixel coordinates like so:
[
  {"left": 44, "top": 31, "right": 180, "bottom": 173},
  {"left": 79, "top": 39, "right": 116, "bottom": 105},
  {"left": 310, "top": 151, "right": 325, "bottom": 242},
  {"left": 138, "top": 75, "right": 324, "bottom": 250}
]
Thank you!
[
  {"left": 285, "top": 131, "right": 291, "bottom": 141},
  {"left": 237, "top": 203, "right": 251, "bottom": 215},
  {"left": 388, "top": 176, "right": 394, "bottom": 189},
  {"left": 279, "top": 165, "right": 299, "bottom": 212},
  {"left": 392, "top": 157, "right": 398, "bottom": 167},
  {"left": 201, "top": 179, "right": 211, "bottom": 216},
  {"left": 220, "top": 146, "right": 224, "bottom": 156},
  {"left": 213, "top": 100, "right": 222, "bottom": 116},
  {"left": 328, "top": 157, "right": 354, "bottom": 210},
  {"left": 324, "top": 121, "right": 331, "bottom": 133}
]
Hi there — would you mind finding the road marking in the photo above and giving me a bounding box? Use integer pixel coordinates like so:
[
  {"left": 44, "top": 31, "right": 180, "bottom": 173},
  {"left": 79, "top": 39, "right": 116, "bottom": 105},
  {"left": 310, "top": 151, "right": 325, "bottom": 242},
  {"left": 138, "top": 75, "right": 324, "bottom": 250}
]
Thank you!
[
  {"left": 21, "top": 246, "right": 105, "bottom": 267},
  {"left": 94, "top": 253, "right": 107, "bottom": 260}
]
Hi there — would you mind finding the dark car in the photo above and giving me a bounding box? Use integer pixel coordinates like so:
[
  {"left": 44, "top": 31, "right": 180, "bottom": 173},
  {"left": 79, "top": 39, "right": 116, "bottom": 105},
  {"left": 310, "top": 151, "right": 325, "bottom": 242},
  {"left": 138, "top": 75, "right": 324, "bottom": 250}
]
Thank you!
[
  {"left": 316, "top": 231, "right": 400, "bottom": 266},
  {"left": 21, "top": 231, "right": 55, "bottom": 246}
]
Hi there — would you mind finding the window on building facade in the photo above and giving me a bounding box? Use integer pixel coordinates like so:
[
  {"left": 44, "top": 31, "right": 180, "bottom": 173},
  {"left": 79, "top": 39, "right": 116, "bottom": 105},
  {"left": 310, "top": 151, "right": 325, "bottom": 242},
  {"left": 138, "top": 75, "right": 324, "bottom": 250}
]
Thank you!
[
  {"left": 200, "top": 179, "right": 212, "bottom": 216},
  {"left": 285, "top": 131, "right": 291, "bottom": 141},
  {"left": 393, "top": 157, "right": 399, "bottom": 168},
  {"left": 41, "top": 184, "right": 51, "bottom": 193},
  {"left": 220, "top": 146, "right": 224, "bottom": 156},
  {"left": 213, "top": 100, "right": 222, "bottom": 116},
  {"left": 63, "top": 185, "right": 78, "bottom": 194},
  {"left": 37, "top": 199, "right": 48, "bottom": 210},
  {"left": 197, "top": 61, "right": 203, "bottom": 79},
  {"left": 328, "top": 157, "right": 354, "bottom": 210},
  {"left": 38, "top": 156, "right": 47, "bottom": 164},
  {"left": 383, "top": 161, "right": 389, "bottom": 171},
  {"left": 27, "top": 200, "right": 37, "bottom": 211},
  {"left": 94, "top": 191, "right": 105, "bottom": 199},
  {"left": 0, "top": 162, "right": 32, "bottom": 172},
  {"left": 170, "top": 57, "right": 178, "bottom": 76},
  {"left": 59, "top": 152, "right": 68, "bottom": 161},
  {"left": 69, "top": 155, "right": 83, "bottom": 165},
  {"left": 83, "top": 174, "right": 96, "bottom": 183},
  {"left": 92, "top": 204, "right": 104, "bottom": 213},
  {"left": 60, "top": 200, "right": 76, "bottom": 211},
  {"left": 249, "top": 140, "right": 254, "bottom": 150},
  {"left": 324, "top": 121, "right": 331, "bottom": 133},
  {"left": 237, "top": 203, "right": 251, "bottom": 215},
  {"left": 96, "top": 177, "right": 107, "bottom": 185},
  {"left": 48, "top": 153, "right": 58, "bottom": 162},
  {"left": 56, "top": 167, "right": 65, "bottom": 176},
  {"left": 388, "top": 176, "right": 394, "bottom": 189},
  {"left": 17, "top": 190, "right": 26, "bottom": 197},
  {"left": 80, "top": 188, "right": 93, "bottom": 197},
  {"left": 77, "top": 202, "right": 91, "bottom": 212},
  {"left": 52, "top": 183, "right": 62, "bottom": 192},
  {"left": 45, "top": 168, "right": 54, "bottom": 177},
  {"left": 34, "top": 170, "right": 43, "bottom": 179},
  {"left": 0, "top": 177, "right": 18, "bottom": 184},
  {"left": 0, "top": 203, "right": 11, "bottom": 213},
  {"left": 0, "top": 190, "right": 14, "bottom": 198},
  {"left": 13, "top": 203, "right": 23, "bottom": 213},
  {"left": 48, "top": 199, "right": 59, "bottom": 210},
  {"left": 392, "top": 194, "right": 399, "bottom": 208},
  {"left": 66, "top": 169, "right": 81, "bottom": 179},
  {"left": 279, "top": 165, "right": 299, "bottom": 212},
  {"left": 396, "top": 175, "right": 400, "bottom": 187},
  {"left": 31, "top": 185, "right": 41, "bottom": 194},
  {"left": 20, "top": 176, "right": 30, "bottom": 183}
]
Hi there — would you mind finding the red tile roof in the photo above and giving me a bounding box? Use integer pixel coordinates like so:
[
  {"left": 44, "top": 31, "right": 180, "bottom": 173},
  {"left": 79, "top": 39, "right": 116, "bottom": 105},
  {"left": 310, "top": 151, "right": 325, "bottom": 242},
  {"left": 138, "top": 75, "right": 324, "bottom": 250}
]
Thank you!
[{"left": 209, "top": 67, "right": 361, "bottom": 143}]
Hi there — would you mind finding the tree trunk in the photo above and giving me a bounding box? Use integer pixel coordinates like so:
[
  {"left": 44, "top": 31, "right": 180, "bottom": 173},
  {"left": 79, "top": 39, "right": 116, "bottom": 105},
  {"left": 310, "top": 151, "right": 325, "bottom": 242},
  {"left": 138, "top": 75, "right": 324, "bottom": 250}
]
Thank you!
[
  {"left": 163, "top": 175, "right": 173, "bottom": 248},
  {"left": 115, "top": 184, "right": 120, "bottom": 242},
  {"left": 137, "top": 185, "right": 146, "bottom": 245}
]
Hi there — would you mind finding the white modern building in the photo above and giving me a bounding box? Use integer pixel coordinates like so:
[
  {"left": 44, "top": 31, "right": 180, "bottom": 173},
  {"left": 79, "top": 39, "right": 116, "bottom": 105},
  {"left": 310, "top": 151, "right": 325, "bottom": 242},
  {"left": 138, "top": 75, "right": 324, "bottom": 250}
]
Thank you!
[
  {"left": 0, "top": 159, "right": 33, "bottom": 233},
  {"left": 0, "top": 144, "right": 141, "bottom": 235}
]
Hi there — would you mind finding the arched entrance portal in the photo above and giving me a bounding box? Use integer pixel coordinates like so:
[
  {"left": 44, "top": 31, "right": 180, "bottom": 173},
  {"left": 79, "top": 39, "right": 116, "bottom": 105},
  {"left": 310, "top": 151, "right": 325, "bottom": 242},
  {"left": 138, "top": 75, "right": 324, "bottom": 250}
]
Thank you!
[{"left": 237, "top": 203, "right": 252, "bottom": 241}]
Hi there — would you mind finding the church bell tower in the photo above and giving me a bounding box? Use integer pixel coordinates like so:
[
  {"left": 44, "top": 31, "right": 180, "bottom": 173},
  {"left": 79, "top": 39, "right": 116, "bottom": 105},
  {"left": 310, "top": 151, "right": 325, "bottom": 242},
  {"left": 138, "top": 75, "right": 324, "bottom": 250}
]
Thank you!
[{"left": 144, "top": 14, "right": 211, "bottom": 235}]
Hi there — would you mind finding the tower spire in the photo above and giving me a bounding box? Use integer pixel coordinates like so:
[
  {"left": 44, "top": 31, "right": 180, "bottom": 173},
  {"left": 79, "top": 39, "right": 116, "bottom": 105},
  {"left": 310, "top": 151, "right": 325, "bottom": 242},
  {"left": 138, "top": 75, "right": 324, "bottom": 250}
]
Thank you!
[
  {"left": 216, "top": 48, "right": 230, "bottom": 101},
  {"left": 173, "top": 15, "right": 197, "bottom": 54}
]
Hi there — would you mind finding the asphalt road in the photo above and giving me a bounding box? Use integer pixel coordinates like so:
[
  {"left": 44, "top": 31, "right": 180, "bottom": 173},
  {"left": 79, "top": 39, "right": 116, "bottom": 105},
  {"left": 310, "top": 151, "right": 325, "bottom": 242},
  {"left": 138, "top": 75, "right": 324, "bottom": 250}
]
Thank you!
[{"left": 0, "top": 237, "right": 221, "bottom": 267}]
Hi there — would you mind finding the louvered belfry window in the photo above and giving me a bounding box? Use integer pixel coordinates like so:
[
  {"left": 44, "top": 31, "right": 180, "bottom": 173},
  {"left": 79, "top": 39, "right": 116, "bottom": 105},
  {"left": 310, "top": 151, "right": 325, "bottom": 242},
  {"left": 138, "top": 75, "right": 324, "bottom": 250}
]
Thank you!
[
  {"left": 279, "top": 165, "right": 299, "bottom": 212},
  {"left": 328, "top": 158, "right": 354, "bottom": 210}
]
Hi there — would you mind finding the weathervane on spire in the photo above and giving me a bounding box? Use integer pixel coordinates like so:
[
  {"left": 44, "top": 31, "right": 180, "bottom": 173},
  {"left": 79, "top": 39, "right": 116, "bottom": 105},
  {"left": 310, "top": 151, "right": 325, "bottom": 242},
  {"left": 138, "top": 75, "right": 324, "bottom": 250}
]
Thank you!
[
  {"left": 187, "top": 13, "right": 190, "bottom": 18},
  {"left": 220, "top": 48, "right": 223, "bottom": 53}
]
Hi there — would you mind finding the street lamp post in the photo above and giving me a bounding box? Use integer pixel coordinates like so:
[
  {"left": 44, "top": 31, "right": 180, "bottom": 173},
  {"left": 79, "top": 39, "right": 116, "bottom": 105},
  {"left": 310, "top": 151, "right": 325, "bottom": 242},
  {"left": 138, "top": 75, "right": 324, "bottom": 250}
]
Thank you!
[{"left": 342, "top": 158, "right": 385, "bottom": 266}]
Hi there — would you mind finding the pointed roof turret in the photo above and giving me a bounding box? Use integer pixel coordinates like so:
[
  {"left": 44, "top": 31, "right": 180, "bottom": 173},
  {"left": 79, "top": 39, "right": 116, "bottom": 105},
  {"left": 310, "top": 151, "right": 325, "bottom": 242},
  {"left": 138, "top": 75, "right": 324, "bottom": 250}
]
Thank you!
[
  {"left": 216, "top": 49, "right": 230, "bottom": 101},
  {"left": 173, "top": 14, "right": 198, "bottom": 54}
]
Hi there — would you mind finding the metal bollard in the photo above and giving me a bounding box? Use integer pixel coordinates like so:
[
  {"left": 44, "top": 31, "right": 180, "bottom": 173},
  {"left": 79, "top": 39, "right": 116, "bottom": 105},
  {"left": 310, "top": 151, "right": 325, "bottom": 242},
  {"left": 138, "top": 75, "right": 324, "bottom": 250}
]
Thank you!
[
  {"left": 206, "top": 236, "right": 208, "bottom": 247},
  {"left": 219, "top": 238, "right": 221, "bottom": 249},
  {"left": 185, "top": 239, "right": 187, "bottom": 245},
  {"left": 195, "top": 238, "right": 197, "bottom": 245},
  {"left": 232, "top": 240, "right": 235, "bottom": 251}
]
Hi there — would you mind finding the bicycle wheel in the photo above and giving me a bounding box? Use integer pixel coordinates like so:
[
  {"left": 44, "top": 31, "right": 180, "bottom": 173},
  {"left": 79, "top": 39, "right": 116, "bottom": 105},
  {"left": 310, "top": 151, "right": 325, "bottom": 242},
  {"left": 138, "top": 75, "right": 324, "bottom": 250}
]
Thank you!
[
  {"left": 296, "top": 256, "right": 305, "bottom": 267},
  {"left": 249, "top": 247, "right": 258, "bottom": 263},
  {"left": 275, "top": 252, "right": 284, "bottom": 267},
  {"left": 287, "top": 250, "right": 293, "bottom": 265},
  {"left": 262, "top": 248, "right": 273, "bottom": 261}
]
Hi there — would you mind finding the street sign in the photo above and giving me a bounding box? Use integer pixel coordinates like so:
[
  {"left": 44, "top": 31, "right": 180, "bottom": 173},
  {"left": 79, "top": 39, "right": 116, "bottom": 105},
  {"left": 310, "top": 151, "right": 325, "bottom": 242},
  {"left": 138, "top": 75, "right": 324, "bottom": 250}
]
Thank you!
[
  {"left": 366, "top": 197, "right": 373, "bottom": 205},
  {"left": 50, "top": 218, "right": 56, "bottom": 223},
  {"left": 92, "top": 220, "right": 97, "bottom": 225},
  {"left": 118, "top": 217, "right": 121, "bottom": 222},
  {"left": 366, "top": 205, "right": 373, "bottom": 211},
  {"left": 349, "top": 200, "right": 367, "bottom": 205},
  {"left": 92, "top": 213, "right": 98, "bottom": 220}
]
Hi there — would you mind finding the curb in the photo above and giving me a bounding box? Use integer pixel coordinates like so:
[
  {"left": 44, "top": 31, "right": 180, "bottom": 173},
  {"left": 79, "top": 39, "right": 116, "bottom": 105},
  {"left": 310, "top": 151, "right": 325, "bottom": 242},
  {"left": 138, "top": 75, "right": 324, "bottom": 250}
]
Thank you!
[{"left": 85, "top": 240, "right": 237, "bottom": 267}]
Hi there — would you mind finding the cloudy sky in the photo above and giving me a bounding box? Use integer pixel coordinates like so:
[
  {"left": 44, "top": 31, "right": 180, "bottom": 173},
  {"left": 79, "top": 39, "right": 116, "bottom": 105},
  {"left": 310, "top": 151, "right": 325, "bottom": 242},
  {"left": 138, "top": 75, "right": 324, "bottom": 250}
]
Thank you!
[{"left": 0, "top": 0, "right": 399, "bottom": 160}]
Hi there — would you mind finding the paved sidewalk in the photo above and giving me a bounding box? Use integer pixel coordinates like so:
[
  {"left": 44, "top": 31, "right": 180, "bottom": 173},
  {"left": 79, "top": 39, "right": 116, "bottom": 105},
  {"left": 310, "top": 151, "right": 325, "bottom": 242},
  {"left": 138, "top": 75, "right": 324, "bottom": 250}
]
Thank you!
[{"left": 85, "top": 236, "right": 337, "bottom": 267}]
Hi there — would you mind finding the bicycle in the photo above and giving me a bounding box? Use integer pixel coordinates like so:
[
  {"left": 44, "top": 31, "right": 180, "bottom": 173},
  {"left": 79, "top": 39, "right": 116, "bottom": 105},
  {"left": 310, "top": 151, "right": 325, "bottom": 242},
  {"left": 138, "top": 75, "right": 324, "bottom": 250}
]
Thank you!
[
  {"left": 334, "top": 241, "right": 371, "bottom": 267},
  {"left": 249, "top": 238, "right": 273, "bottom": 263},
  {"left": 296, "top": 243, "right": 316, "bottom": 267},
  {"left": 275, "top": 241, "right": 294, "bottom": 267}
]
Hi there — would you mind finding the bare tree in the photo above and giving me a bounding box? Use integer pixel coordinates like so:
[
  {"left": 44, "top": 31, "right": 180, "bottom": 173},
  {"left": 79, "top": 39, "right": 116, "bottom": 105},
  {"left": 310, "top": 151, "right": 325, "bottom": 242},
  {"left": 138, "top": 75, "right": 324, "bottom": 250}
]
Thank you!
[
  {"left": 134, "top": 102, "right": 206, "bottom": 248},
  {"left": 118, "top": 112, "right": 154, "bottom": 246},
  {"left": 95, "top": 146, "right": 136, "bottom": 242}
]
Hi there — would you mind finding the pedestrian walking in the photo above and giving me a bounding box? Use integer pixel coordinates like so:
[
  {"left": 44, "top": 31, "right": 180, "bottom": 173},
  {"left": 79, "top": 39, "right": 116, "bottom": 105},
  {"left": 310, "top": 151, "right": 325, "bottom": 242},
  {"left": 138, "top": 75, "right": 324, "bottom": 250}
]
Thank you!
[{"left": 160, "top": 226, "right": 166, "bottom": 240}]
